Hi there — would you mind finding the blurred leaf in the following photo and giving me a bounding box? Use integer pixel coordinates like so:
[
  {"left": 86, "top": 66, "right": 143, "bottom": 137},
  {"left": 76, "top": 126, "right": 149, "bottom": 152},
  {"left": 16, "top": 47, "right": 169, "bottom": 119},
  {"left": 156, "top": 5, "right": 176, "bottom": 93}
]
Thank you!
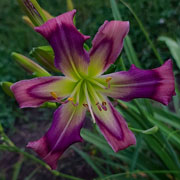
[
  {"left": 147, "top": 116, "right": 180, "bottom": 146},
  {"left": 130, "top": 126, "right": 159, "bottom": 135},
  {"left": 159, "top": 36, "right": 180, "bottom": 69},
  {"left": 151, "top": 106, "right": 180, "bottom": 130}
]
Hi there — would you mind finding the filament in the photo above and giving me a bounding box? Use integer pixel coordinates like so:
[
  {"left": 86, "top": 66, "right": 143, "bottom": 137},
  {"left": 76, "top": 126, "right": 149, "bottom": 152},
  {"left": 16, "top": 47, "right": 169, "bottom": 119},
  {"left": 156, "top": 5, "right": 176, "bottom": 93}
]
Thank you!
[
  {"left": 84, "top": 83, "right": 96, "bottom": 123},
  {"left": 88, "top": 78, "right": 106, "bottom": 89}
]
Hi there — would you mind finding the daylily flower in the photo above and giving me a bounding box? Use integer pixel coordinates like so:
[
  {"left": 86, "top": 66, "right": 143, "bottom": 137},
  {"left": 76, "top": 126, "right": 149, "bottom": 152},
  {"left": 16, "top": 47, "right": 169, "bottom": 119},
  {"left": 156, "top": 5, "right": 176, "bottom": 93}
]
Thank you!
[{"left": 11, "top": 10, "right": 175, "bottom": 169}]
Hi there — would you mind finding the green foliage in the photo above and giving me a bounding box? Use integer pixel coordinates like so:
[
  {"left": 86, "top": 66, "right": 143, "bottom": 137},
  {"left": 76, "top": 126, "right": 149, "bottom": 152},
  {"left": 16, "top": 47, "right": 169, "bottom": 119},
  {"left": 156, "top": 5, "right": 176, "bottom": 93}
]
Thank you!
[{"left": 159, "top": 36, "right": 180, "bottom": 69}]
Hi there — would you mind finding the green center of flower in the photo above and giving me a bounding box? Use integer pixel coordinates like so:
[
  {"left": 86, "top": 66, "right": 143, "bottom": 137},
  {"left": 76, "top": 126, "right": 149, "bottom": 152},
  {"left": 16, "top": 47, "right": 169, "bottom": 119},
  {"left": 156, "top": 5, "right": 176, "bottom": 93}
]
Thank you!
[{"left": 50, "top": 76, "right": 112, "bottom": 122}]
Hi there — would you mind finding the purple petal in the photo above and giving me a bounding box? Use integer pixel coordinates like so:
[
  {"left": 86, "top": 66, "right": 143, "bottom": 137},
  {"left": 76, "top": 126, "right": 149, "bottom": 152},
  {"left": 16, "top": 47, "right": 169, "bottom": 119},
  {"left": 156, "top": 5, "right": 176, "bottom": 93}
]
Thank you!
[
  {"left": 11, "top": 76, "right": 75, "bottom": 108},
  {"left": 100, "top": 60, "right": 175, "bottom": 105},
  {"left": 35, "top": 10, "right": 90, "bottom": 80},
  {"left": 27, "top": 102, "right": 86, "bottom": 169},
  {"left": 88, "top": 20, "right": 129, "bottom": 76},
  {"left": 93, "top": 100, "right": 136, "bottom": 151}
]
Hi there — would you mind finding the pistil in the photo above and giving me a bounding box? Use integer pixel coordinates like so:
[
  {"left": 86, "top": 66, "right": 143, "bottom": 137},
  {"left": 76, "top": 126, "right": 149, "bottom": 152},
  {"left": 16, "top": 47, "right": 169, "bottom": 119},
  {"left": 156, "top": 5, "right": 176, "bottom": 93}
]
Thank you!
[{"left": 84, "top": 83, "right": 96, "bottom": 123}]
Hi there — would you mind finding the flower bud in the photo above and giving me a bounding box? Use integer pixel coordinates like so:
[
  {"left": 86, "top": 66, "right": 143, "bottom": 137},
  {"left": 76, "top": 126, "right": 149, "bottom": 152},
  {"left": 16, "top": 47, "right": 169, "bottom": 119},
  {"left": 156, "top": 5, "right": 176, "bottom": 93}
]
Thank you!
[
  {"left": 30, "top": 46, "right": 60, "bottom": 73},
  {"left": 1, "top": 82, "right": 14, "bottom": 97},
  {"left": 17, "top": 0, "right": 48, "bottom": 26},
  {"left": 12, "top": 52, "right": 51, "bottom": 77}
]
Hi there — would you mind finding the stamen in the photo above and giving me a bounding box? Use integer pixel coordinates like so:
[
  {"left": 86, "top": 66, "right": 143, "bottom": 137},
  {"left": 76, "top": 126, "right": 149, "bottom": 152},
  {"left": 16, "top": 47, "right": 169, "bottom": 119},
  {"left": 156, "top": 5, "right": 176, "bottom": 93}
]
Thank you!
[
  {"left": 96, "top": 102, "right": 102, "bottom": 111},
  {"left": 106, "top": 77, "right": 112, "bottom": 89},
  {"left": 68, "top": 97, "right": 74, "bottom": 101},
  {"left": 87, "top": 83, "right": 101, "bottom": 102},
  {"left": 83, "top": 103, "right": 88, "bottom": 108},
  {"left": 68, "top": 97, "right": 78, "bottom": 106},
  {"left": 50, "top": 92, "right": 58, "bottom": 100},
  {"left": 88, "top": 78, "right": 107, "bottom": 89},
  {"left": 106, "top": 77, "right": 112, "bottom": 82},
  {"left": 83, "top": 103, "right": 90, "bottom": 111},
  {"left": 102, "top": 101, "right": 106, "bottom": 106},
  {"left": 87, "top": 82, "right": 108, "bottom": 112},
  {"left": 101, "top": 101, "right": 107, "bottom": 111},
  {"left": 68, "top": 80, "right": 82, "bottom": 106},
  {"left": 84, "top": 83, "right": 96, "bottom": 123},
  {"left": 50, "top": 92, "right": 69, "bottom": 104}
]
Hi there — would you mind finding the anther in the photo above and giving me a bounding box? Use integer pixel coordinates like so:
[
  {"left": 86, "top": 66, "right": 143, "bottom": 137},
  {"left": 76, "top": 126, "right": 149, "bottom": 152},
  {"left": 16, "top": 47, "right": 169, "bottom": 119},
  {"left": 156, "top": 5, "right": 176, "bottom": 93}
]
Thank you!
[
  {"left": 50, "top": 92, "right": 68, "bottom": 104},
  {"left": 101, "top": 101, "right": 107, "bottom": 111},
  {"left": 83, "top": 103, "right": 88, "bottom": 108},
  {"left": 96, "top": 102, "right": 102, "bottom": 111},
  {"left": 50, "top": 92, "right": 58, "bottom": 100},
  {"left": 105, "top": 77, "right": 112, "bottom": 89},
  {"left": 106, "top": 77, "right": 112, "bottom": 83},
  {"left": 68, "top": 97, "right": 74, "bottom": 101},
  {"left": 67, "top": 97, "right": 78, "bottom": 106},
  {"left": 83, "top": 103, "right": 90, "bottom": 111}
]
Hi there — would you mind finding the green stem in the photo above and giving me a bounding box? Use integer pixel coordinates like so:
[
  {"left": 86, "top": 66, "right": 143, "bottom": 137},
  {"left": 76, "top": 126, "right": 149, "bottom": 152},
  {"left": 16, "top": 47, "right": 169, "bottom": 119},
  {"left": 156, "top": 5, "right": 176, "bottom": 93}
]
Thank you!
[
  {"left": 0, "top": 145, "right": 84, "bottom": 180},
  {"left": 0, "top": 123, "right": 15, "bottom": 147}
]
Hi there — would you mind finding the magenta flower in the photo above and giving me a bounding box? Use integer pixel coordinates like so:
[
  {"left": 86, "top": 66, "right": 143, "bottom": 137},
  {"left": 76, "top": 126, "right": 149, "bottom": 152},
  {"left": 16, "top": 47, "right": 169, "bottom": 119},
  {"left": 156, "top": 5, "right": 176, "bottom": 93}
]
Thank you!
[{"left": 11, "top": 10, "right": 175, "bottom": 169}]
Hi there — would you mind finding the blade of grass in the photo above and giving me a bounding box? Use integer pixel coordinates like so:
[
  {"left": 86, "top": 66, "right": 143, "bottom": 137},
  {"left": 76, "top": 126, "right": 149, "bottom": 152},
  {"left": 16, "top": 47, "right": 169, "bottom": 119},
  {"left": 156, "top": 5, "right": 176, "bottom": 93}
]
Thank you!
[
  {"left": 72, "top": 146, "right": 104, "bottom": 178},
  {"left": 130, "top": 134, "right": 142, "bottom": 171},
  {"left": 12, "top": 155, "right": 24, "bottom": 180},
  {"left": 110, "top": 0, "right": 141, "bottom": 68},
  {"left": 119, "top": 0, "right": 163, "bottom": 65}
]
